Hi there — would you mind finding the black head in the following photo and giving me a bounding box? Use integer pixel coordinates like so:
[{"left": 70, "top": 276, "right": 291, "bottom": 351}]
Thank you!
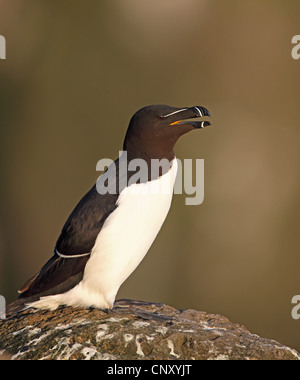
[{"left": 123, "top": 105, "right": 211, "bottom": 161}]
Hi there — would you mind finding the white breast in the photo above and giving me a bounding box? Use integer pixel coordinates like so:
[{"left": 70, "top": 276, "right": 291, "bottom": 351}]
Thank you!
[
  {"left": 27, "top": 159, "right": 178, "bottom": 312},
  {"left": 47, "top": 158, "right": 179, "bottom": 310}
]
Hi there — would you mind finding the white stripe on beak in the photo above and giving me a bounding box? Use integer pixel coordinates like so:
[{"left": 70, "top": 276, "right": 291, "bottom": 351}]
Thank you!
[
  {"left": 162, "top": 108, "right": 188, "bottom": 119},
  {"left": 193, "top": 107, "right": 203, "bottom": 117}
]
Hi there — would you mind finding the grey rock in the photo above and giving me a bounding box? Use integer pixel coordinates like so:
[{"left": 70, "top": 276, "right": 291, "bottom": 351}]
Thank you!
[{"left": 0, "top": 299, "right": 299, "bottom": 360}]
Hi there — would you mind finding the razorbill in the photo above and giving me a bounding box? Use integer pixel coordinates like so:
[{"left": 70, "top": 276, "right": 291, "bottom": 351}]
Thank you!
[{"left": 8, "top": 105, "right": 211, "bottom": 313}]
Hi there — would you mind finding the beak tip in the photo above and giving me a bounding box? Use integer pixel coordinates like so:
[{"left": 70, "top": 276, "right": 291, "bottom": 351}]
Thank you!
[
  {"left": 203, "top": 121, "right": 211, "bottom": 128},
  {"left": 195, "top": 121, "right": 211, "bottom": 129}
]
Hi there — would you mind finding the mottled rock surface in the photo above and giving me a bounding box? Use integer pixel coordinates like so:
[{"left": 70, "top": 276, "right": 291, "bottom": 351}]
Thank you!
[{"left": 0, "top": 299, "right": 299, "bottom": 360}]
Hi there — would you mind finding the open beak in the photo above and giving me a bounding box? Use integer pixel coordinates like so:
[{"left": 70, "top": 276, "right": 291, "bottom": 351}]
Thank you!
[{"left": 163, "top": 106, "right": 212, "bottom": 129}]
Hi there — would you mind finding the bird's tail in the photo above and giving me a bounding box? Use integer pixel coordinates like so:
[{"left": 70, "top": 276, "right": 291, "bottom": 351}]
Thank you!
[
  {"left": 6, "top": 299, "right": 27, "bottom": 315},
  {"left": 6, "top": 294, "right": 41, "bottom": 315}
]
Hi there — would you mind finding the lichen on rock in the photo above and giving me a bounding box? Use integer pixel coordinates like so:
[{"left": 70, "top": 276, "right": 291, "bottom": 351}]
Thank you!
[{"left": 0, "top": 299, "right": 299, "bottom": 360}]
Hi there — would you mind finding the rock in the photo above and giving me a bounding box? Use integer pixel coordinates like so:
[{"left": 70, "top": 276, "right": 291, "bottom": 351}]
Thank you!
[{"left": 0, "top": 299, "right": 299, "bottom": 360}]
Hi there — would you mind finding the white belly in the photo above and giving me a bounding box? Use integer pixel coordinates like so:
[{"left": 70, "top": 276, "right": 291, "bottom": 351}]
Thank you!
[
  {"left": 80, "top": 158, "right": 178, "bottom": 308},
  {"left": 30, "top": 159, "right": 178, "bottom": 311}
]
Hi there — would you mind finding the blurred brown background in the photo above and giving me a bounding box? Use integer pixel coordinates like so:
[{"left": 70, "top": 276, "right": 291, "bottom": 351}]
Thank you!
[{"left": 1, "top": 0, "right": 300, "bottom": 352}]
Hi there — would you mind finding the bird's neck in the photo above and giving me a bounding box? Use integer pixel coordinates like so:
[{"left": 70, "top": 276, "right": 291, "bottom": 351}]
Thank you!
[
  {"left": 124, "top": 137, "right": 176, "bottom": 163},
  {"left": 126, "top": 149, "right": 175, "bottom": 163},
  {"left": 120, "top": 145, "right": 175, "bottom": 183}
]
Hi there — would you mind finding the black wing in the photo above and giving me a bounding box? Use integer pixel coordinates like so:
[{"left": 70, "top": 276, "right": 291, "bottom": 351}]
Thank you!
[
  {"left": 18, "top": 184, "right": 119, "bottom": 300},
  {"left": 56, "top": 185, "right": 119, "bottom": 255}
]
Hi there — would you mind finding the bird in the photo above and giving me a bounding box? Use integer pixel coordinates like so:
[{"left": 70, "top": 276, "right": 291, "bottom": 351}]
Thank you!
[{"left": 7, "top": 104, "right": 211, "bottom": 314}]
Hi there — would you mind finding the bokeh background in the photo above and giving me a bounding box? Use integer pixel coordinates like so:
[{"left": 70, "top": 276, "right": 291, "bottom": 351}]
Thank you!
[{"left": 1, "top": 0, "right": 300, "bottom": 352}]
